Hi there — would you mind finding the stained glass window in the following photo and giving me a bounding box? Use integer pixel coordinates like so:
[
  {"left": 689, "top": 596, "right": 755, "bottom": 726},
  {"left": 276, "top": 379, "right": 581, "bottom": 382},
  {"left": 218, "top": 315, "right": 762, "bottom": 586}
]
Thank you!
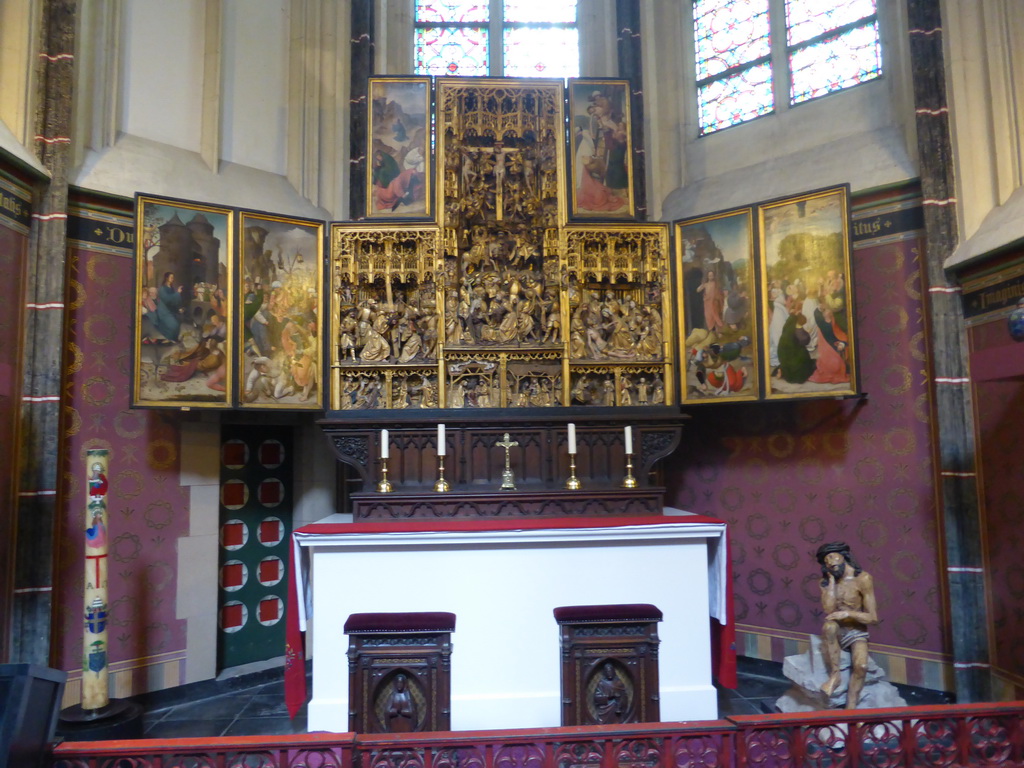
[
  {"left": 503, "top": 27, "right": 579, "bottom": 78},
  {"left": 785, "top": 0, "right": 876, "bottom": 46},
  {"left": 414, "top": 2, "right": 489, "bottom": 24},
  {"left": 693, "top": 0, "right": 773, "bottom": 134},
  {"left": 414, "top": 0, "right": 578, "bottom": 79},
  {"left": 503, "top": 0, "right": 576, "bottom": 23},
  {"left": 785, "top": 0, "right": 881, "bottom": 105},
  {"left": 693, "top": 0, "right": 771, "bottom": 81},
  {"left": 697, "top": 61, "right": 774, "bottom": 133},
  {"left": 693, "top": 0, "right": 883, "bottom": 135},
  {"left": 415, "top": 26, "right": 489, "bottom": 76}
]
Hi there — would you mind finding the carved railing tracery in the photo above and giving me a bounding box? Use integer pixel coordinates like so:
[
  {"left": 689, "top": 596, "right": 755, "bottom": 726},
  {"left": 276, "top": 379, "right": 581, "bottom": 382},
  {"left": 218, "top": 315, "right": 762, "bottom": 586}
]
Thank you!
[{"left": 50, "top": 702, "right": 1024, "bottom": 768}]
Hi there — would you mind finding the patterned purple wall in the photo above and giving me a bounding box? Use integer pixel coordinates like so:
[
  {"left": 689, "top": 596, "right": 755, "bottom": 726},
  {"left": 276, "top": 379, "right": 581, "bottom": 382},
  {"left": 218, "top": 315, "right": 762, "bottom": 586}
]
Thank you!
[
  {"left": 0, "top": 190, "right": 29, "bottom": 656},
  {"left": 666, "top": 197, "right": 947, "bottom": 664},
  {"left": 55, "top": 229, "right": 189, "bottom": 686},
  {"left": 970, "top": 310, "right": 1024, "bottom": 692},
  {"left": 47, "top": 190, "right": 952, "bottom": 695}
]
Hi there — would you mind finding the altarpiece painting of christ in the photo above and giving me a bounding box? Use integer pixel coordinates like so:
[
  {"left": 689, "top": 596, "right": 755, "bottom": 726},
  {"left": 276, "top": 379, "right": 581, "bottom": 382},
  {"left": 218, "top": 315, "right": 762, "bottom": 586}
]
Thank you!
[
  {"left": 568, "top": 79, "right": 635, "bottom": 219},
  {"left": 133, "top": 195, "right": 234, "bottom": 408},
  {"left": 238, "top": 211, "right": 325, "bottom": 410},
  {"left": 676, "top": 208, "right": 759, "bottom": 403},
  {"left": 367, "top": 77, "right": 432, "bottom": 219},
  {"left": 758, "top": 185, "right": 859, "bottom": 399}
]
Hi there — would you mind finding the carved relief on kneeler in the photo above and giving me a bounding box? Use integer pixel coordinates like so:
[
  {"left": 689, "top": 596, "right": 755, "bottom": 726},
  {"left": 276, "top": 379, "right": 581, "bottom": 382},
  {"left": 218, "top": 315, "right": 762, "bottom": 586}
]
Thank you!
[
  {"left": 584, "top": 658, "right": 635, "bottom": 725},
  {"left": 372, "top": 669, "right": 426, "bottom": 733}
]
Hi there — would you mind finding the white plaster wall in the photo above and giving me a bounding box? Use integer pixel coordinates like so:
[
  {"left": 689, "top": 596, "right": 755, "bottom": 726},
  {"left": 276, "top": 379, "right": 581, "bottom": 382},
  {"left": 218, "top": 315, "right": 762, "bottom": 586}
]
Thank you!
[
  {"left": 943, "top": 0, "right": 1024, "bottom": 269},
  {"left": 74, "top": 0, "right": 341, "bottom": 220},
  {"left": 73, "top": 133, "right": 328, "bottom": 219},
  {"left": 0, "top": 119, "right": 47, "bottom": 176},
  {"left": 0, "top": 0, "right": 42, "bottom": 147},
  {"left": 121, "top": 0, "right": 205, "bottom": 154},
  {"left": 221, "top": 0, "right": 289, "bottom": 175},
  {"left": 176, "top": 419, "right": 222, "bottom": 685}
]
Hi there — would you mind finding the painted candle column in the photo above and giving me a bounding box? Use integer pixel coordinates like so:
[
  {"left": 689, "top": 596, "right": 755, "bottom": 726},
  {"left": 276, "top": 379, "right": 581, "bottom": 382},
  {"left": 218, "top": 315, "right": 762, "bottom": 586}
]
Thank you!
[{"left": 83, "top": 448, "right": 111, "bottom": 710}]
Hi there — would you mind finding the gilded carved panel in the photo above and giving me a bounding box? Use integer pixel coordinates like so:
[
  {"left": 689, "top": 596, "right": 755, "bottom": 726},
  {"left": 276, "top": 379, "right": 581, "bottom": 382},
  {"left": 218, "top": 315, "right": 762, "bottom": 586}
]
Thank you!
[{"left": 329, "top": 78, "right": 675, "bottom": 410}]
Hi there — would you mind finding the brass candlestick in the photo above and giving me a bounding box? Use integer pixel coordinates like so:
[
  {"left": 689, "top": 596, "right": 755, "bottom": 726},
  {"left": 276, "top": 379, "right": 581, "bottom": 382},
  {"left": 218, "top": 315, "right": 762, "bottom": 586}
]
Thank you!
[
  {"left": 622, "top": 453, "right": 637, "bottom": 488},
  {"left": 434, "top": 455, "right": 450, "bottom": 493},
  {"left": 377, "top": 458, "right": 393, "bottom": 493},
  {"left": 565, "top": 454, "right": 581, "bottom": 490}
]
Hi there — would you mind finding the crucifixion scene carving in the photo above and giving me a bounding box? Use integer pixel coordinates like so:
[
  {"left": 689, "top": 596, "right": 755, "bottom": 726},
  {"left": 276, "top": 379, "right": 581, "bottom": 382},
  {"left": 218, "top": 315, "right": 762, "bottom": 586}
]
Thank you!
[{"left": 330, "top": 78, "right": 674, "bottom": 411}]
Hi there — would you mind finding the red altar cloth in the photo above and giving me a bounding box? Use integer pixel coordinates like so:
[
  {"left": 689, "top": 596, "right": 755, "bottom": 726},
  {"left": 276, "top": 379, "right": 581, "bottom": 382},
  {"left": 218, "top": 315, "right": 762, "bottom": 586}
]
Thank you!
[{"left": 285, "top": 515, "right": 736, "bottom": 719}]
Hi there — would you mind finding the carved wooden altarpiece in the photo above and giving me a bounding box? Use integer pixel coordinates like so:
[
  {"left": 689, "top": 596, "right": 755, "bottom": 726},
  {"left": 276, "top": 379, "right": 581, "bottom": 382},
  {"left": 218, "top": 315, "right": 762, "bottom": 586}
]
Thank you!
[{"left": 325, "top": 78, "right": 685, "bottom": 517}]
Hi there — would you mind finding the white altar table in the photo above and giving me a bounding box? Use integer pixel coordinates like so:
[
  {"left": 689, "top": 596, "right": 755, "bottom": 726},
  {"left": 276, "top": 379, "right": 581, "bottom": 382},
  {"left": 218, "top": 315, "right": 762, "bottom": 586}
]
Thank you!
[{"left": 291, "top": 514, "right": 730, "bottom": 732}]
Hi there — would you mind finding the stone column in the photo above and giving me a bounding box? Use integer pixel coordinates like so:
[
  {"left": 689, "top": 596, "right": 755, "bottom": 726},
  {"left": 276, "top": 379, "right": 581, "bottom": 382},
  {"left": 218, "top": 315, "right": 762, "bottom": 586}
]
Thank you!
[
  {"left": 906, "top": 0, "right": 991, "bottom": 701},
  {"left": 349, "top": 0, "right": 375, "bottom": 220},
  {"left": 615, "top": 0, "right": 646, "bottom": 219},
  {"left": 12, "top": 0, "right": 77, "bottom": 664}
]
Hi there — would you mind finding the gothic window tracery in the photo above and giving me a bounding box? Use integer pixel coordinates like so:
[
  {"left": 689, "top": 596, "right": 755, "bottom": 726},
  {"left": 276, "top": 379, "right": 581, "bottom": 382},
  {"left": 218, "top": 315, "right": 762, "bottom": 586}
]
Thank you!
[
  {"left": 414, "top": 0, "right": 579, "bottom": 79},
  {"left": 693, "top": 0, "right": 882, "bottom": 135}
]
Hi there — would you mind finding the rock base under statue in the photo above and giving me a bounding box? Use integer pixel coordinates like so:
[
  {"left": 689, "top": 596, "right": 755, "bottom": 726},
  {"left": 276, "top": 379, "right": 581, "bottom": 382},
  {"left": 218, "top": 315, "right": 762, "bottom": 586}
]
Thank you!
[{"left": 776, "top": 635, "right": 907, "bottom": 712}]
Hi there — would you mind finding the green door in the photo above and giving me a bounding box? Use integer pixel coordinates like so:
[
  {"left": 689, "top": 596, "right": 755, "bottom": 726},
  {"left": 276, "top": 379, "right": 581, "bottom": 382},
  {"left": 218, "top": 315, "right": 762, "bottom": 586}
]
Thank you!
[{"left": 217, "top": 425, "right": 293, "bottom": 670}]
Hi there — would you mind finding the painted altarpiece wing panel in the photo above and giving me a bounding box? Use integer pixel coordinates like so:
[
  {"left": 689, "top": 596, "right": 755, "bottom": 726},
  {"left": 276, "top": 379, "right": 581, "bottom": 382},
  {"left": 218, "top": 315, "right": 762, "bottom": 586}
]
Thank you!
[
  {"left": 237, "top": 211, "right": 325, "bottom": 410},
  {"left": 367, "top": 77, "right": 432, "bottom": 220},
  {"left": 758, "top": 185, "right": 859, "bottom": 399},
  {"left": 676, "top": 208, "right": 759, "bottom": 403},
  {"left": 568, "top": 79, "right": 635, "bottom": 219},
  {"left": 132, "top": 195, "right": 234, "bottom": 408}
]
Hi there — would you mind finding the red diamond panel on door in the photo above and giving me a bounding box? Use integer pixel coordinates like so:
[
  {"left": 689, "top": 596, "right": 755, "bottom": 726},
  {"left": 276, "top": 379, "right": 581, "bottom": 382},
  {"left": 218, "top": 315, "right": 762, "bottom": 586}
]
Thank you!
[{"left": 218, "top": 427, "right": 293, "bottom": 670}]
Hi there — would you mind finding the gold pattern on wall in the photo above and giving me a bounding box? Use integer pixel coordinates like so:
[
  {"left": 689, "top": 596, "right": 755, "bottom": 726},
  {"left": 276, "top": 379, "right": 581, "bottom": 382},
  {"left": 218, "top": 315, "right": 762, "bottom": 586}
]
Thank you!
[{"left": 330, "top": 78, "right": 674, "bottom": 410}]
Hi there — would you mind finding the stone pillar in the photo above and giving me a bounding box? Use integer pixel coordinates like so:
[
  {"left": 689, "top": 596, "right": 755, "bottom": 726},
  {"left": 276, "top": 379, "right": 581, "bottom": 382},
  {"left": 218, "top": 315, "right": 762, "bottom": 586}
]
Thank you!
[
  {"left": 906, "top": 0, "right": 991, "bottom": 701},
  {"left": 349, "top": 0, "right": 375, "bottom": 220},
  {"left": 12, "top": 0, "right": 77, "bottom": 664},
  {"left": 615, "top": 0, "right": 646, "bottom": 219}
]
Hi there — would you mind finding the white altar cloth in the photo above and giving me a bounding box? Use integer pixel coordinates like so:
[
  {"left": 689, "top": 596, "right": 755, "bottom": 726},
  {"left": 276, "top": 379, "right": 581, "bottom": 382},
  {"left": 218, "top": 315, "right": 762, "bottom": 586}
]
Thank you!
[{"left": 293, "top": 514, "right": 728, "bottom": 732}]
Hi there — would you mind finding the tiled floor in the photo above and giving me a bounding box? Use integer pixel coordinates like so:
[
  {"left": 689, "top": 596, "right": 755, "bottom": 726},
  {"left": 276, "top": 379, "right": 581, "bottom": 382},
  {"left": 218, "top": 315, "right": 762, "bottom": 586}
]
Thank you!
[
  {"left": 141, "top": 678, "right": 307, "bottom": 738},
  {"left": 132, "top": 657, "right": 952, "bottom": 739}
]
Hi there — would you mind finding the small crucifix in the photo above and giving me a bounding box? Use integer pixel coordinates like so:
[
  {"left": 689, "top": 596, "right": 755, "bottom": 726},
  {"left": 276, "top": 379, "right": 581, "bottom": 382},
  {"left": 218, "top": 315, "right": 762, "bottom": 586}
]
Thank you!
[{"left": 495, "top": 432, "right": 519, "bottom": 491}]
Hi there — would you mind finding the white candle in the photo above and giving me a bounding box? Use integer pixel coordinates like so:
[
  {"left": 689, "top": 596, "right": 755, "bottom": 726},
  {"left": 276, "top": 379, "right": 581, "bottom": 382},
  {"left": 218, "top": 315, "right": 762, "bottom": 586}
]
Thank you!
[
  {"left": 625, "top": 425, "right": 633, "bottom": 454},
  {"left": 381, "top": 429, "right": 389, "bottom": 459},
  {"left": 567, "top": 423, "right": 576, "bottom": 454},
  {"left": 438, "top": 424, "right": 446, "bottom": 456}
]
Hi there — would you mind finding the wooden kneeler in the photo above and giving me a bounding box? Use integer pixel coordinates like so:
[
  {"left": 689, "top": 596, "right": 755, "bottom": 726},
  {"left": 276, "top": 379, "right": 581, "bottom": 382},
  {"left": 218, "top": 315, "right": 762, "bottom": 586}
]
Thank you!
[
  {"left": 554, "top": 603, "right": 663, "bottom": 726},
  {"left": 344, "top": 611, "right": 455, "bottom": 733}
]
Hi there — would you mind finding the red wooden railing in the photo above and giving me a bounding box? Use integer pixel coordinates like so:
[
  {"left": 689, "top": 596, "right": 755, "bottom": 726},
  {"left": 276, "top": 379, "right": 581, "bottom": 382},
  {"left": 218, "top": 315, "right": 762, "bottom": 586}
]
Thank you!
[{"left": 51, "top": 702, "right": 1024, "bottom": 768}]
